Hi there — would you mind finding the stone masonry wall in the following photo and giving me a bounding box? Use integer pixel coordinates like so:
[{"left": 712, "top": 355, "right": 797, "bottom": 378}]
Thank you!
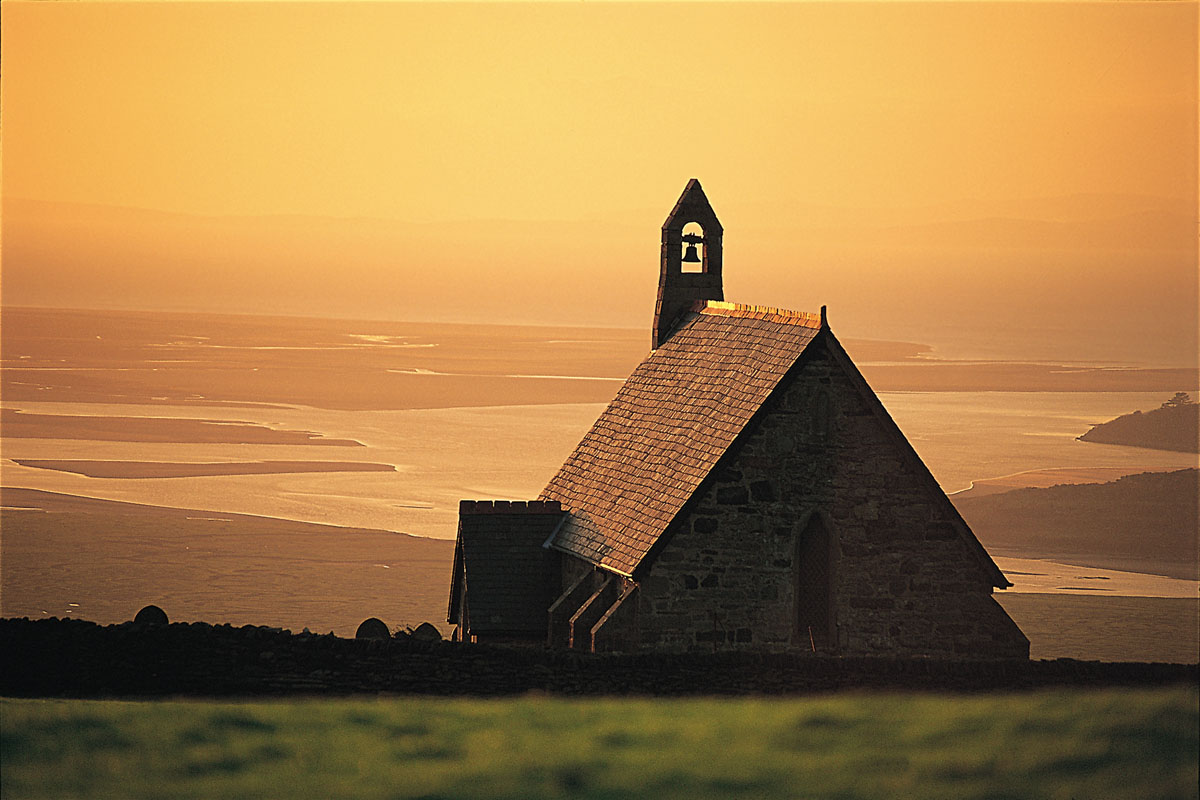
[
  {"left": 4, "top": 617, "right": 1184, "bottom": 698},
  {"left": 630, "top": 337, "right": 1028, "bottom": 657}
]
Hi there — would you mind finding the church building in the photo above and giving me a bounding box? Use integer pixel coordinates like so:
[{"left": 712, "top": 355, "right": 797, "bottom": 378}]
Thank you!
[{"left": 448, "top": 180, "right": 1029, "bottom": 658}]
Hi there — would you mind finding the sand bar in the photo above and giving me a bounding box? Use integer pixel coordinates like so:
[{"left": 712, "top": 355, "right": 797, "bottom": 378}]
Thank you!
[
  {"left": 0, "top": 488, "right": 454, "bottom": 638},
  {"left": 0, "top": 401, "right": 603, "bottom": 536},
  {"left": 1, "top": 407, "right": 363, "bottom": 446},
  {"left": 6, "top": 361, "right": 1195, "bottom": 411},
  {"left": 5, "top": 308, "right": 1194, "bottom": 411},
  {"left": 993, "top": 556, "right": 1196, "bottom": 599},
  {"left": 11, "top": 459, "right": 397, "bottom": 479}
]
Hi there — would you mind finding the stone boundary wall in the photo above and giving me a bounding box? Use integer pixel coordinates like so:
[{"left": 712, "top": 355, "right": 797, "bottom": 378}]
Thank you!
[{"left": 1, "top": 617, "right": 1193, "bottom": 698}]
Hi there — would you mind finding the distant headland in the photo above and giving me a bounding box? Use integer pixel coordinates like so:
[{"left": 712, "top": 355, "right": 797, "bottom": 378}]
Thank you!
[{"left": 1078, "top": 393, "right": 1199, "bottom": 454}]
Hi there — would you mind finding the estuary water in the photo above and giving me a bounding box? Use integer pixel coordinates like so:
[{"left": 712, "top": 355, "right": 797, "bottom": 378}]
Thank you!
[{"left": 2, "top": 307, "right": 1196, "bottom": 657}]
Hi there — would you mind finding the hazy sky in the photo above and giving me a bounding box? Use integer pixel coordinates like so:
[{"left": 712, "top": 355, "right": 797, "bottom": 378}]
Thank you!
[{"left": 2, "top": 1, "right": 1196, "bottom": 360}]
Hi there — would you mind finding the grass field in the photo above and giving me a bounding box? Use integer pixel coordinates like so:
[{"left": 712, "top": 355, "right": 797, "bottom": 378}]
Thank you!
[{"left": 2, "top": 689, "right": 1196, "bottom": 800}]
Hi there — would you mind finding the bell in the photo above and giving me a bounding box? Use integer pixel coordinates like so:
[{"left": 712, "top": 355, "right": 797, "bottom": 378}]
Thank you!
[{"left": 682, "top": 243, "right": 701, "bottom": 263}]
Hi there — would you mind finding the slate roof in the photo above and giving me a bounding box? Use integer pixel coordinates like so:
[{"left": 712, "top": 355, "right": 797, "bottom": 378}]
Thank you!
[
  {"left": 540, "top": 301, "right": 822, "bottom": 577},
  {"left": 448, "top": 501, "right": 564, "bottom": 634}
]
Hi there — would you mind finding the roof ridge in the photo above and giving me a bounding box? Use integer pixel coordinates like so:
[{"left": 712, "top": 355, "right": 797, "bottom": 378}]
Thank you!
[{"left": 694, "top": 300, "right": 822, "bottom": 326}]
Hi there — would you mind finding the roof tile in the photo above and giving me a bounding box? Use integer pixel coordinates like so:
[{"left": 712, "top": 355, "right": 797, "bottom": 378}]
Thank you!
[{"left": 541, "top": 302, "right": 820, "bottom": 575}]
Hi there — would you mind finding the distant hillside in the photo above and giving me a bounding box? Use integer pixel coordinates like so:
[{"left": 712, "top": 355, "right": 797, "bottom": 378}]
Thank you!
[
  {"left": 1078, "top": 395, "right": 1199, "bottom": 453},
  {"left": 953, "top": 469, "right": 1199, "bottom": 580}
]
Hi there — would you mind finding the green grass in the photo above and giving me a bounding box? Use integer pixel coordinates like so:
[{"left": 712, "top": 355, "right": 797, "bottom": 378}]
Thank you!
[{"left": 2, "top": 688, "right": 1196, "bottom": 800}]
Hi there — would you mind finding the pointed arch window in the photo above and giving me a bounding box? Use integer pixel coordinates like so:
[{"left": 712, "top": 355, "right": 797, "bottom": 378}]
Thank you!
[{"left": 795, "top": 513, "right": 837, "bottom": 651}]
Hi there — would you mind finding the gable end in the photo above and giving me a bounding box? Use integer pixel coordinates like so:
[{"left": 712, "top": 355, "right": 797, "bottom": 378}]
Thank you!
[{"left": 820, "top": 332, "right": 1011, "bottom": 588}]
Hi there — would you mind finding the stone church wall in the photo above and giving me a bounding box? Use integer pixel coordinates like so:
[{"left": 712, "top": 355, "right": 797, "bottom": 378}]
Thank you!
[{"left": 631, "top": 336, "right": 1029, "bottom": 658}]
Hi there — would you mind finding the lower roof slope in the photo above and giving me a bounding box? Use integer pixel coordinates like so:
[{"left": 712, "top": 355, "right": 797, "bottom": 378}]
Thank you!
[{"left": 540, "top": 301, "right": 822, "bottom": 576}]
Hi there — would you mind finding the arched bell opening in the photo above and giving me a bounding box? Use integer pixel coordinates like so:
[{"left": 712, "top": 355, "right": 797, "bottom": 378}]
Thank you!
[
  {"left": 653, "top": 179, "right": 724, "bottom": 349},
  {"left": 681, "top": 222, "right": 706, "bottom": 274}
]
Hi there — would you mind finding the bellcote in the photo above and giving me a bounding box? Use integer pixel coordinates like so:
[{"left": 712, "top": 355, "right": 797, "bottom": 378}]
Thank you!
[{"left": 652, "top": 179, "right": 724, "bottom": 349}]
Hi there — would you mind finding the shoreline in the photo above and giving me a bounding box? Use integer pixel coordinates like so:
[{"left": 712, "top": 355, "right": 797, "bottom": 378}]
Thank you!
[
  {"left": 4, "top": 489, "right": 1196, "bottom": 663},
  {"left": 992, "top": 556, "right": 1197, "bottom": 599},
  {"left": 948, "top": 466, "right": 1154, "bottom": 499},
  {"left": 4, "top": 486, "right": 1195, "bottom": 592},
  {"left": 3, "top": 486, "right": 1194, "bottom": 590}
]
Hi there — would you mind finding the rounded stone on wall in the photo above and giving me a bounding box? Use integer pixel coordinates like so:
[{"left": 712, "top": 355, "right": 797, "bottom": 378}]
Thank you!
[
  {"left": 411, "top": 622, "right": 442, "bottom": 642},
  {"left": 133, "top": 605, "right": 169, "bottom": 626},
  {"left": 355, "top": 618, "right": 391, "bottom": 640}
]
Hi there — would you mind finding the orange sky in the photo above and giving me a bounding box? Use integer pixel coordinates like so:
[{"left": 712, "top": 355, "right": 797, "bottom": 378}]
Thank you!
[{"left": 2, "top": 1, "right": 1197, "bottom": 360}]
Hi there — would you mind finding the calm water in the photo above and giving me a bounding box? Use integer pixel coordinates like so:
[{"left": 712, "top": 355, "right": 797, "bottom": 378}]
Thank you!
[
  {"left": 2, "top": 308, "right": 1197, "bottom": 651},
  {"left": 1, "top": 393, "right": 1193, "bottom": 540},
  {"left": 2, "top": 307, "right": 1194, "bottom": 538}
]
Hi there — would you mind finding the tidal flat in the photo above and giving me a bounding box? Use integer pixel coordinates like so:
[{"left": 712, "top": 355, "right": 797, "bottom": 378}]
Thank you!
[{"left": 2, "top": 307, "right": 1197, "bottom": 661}]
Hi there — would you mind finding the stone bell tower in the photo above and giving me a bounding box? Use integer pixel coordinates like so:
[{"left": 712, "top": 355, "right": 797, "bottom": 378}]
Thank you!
[{"left": 652, "top": 179, "right": 724, "bottom": 349}]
